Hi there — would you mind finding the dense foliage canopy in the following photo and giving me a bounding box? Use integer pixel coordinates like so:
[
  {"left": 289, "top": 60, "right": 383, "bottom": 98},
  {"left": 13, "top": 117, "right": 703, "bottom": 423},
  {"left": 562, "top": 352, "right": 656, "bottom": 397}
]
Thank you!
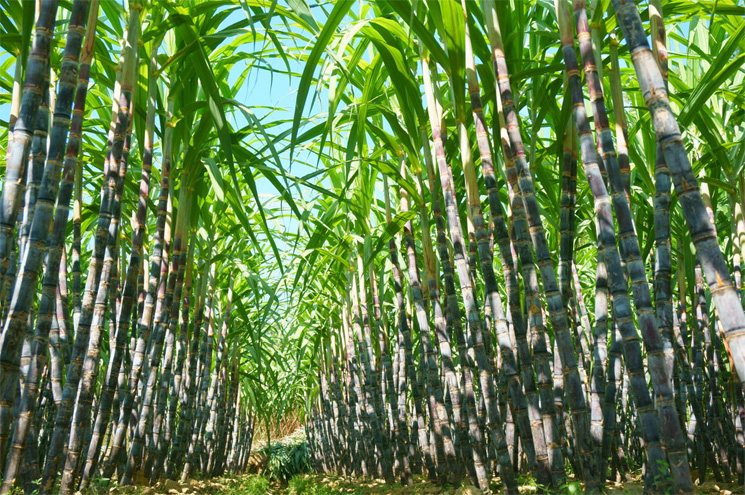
[{"left": 1, "top": 0, "right": 745, "bottom": 493}]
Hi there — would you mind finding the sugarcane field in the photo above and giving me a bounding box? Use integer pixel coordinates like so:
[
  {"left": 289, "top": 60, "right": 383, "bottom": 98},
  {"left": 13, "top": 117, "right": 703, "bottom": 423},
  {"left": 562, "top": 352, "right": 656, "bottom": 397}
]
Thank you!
[{"left": 1, "top": 0, "right": 745, "bottom": 493}]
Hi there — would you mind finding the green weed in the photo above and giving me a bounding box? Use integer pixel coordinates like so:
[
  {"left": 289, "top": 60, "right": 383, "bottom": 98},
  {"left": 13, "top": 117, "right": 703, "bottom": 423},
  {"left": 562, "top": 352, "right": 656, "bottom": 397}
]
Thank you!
[
  {"left": 262, "top": 440, "right": 310, "bottom": 481},
  {"left": 286, "top": 475, "right": 338, "bottom": 494},
  {"left": 234, "top": 475, "right": 271, "bottom": 495}
]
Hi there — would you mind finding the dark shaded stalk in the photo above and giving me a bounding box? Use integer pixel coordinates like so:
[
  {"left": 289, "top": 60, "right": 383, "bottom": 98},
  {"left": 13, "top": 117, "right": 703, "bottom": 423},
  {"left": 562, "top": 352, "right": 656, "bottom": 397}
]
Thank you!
[
  {"left": 568, "top": 0, "right": 693, "bottom": 489},
  {"left": 690, "top": 260, "right": 707, "bottom": 480},
  {"left": 343, "top": 296, "right": 366, "bottom": 476},
  {"left": 602, "top": 324, "right": 624, "bottom": 483},
  {"left": 558, "top": 117, "right": 577, "bottom": 308},
  {"left": 103, "top": 97, "right": 172, "bottom": 481},
  {"left": 426, "top": 59, "right": 482, "bottom": 486},
  {"left": 735, "top": 177, "right": 745, "bottom": 305},
  {"left": 368, "top": 265, "right": 393, "bottom": 462},
  {"left": 13, "top": 69, "right": 50, "bottom": 459},
  {"left": 423, "top": 53, "right": 516, "bottom": 495},
  {"left": 0, "top": 0, "right": 88, "bottom": 482},
  {"left": 490, "top": 59, "right": 566, "bottom": 490},
  {"left": 149, "top": 177, "right": 191, "bottom": 481},
  {"left": 649, "top": 0, "right": 676, "bottom": 383},
  {"left": 417, "top": 132, "right": 461, "bottom": 483},
  {"left": 200, "top": 266, "right": 232, "bottom": 471},
  {"left": 213, "top": 357, "right": 239, "bottom": 473},
  {"left": 694, "top": 185, "right": 732, "bottom": 479},
  {"left": 348, "top": 257, "right": 383, "bottom": 478},
  {"left": 371, "top": 258, "right": 403, "bottom": 481},
  {"left": 417, "top": 109, "right": 471, "bottom": 481},
  {"left": 591, "top": 248, "right": 610, "bottom": 479},
  {"left": 79, "top": 37, "right": 158, "bottom": 488},
  {"left": 355, "top": 252, "right": 392, "bottom": 481},
  {"left": 396, "top": 159, "right": 451, "bottom": 482},
  {"left": 17, "top": 86, "right": 49, "bottom": 262},
  {"left": 122, "top": 164, "right": 183, "bottom": 484},
  {"left": 225, "top": 376, "right": 243, "bottom": 472},
  {"left": 330, "top": 354, "right": 350, "bottom": 476},
  {"left": 382, "top": 176, "right": 414, "bottom": 485},
  {"left": 172, "top": 250, "right": 206, "bottom": 472},
  {"left": 40, "top": 11, "right": 139, "bottom": 490},
  {"left": 57, "top": 247, "right": 73, "bottom": 367},
  {"left": 181, "top": 260, "right": 215, "bottom": 482},
  {"left": 5, "top": 34, "right": 25, "bottom": 156},
  {"left": 49, "top": 259, "right": 69, "bottom": 404},
  {"left": 421, "top": 64, "right": 480, "bottom": 488},
  {"left": 59, "top": 64, "right": 134, "bottom": 495},
  {"left": 201, "top": 275, "right": 230, "bottom": 477},
  {"left": 167, "top": 231, "right": 196, "bottom": 476},
  {"left": 0, "top": 2, "right": 98, "bottom": 489},
  {"left": 674, "top": 262, "right": 709, "bottom": 483},
  {"left": 0, "top": 59, "right": 50, "bottom": 495},
  {"left": 556, "top": 0, "right": 676, "bottom": 490},
  {"left": 461, "top": 9, "right": 542, "bottom": 484},
  {"left": 56, "top": 8, "right": 139, "bottom": 492},
  {"left": 0, "top": 0, "right": 60, "bottom": 285},
  {"left": 611, "top": 0, "right": 745, "bottom": 386},
  {"left": 72, "top": 121, "right": 83, "bottom": 325},
  {"left": 484, "top": 0, "right": 595, "bottom": 487},
  {"left": 607, "top": 40, "right": 630, "bottom": 200},
  {"left": 572, "top": 262, "right": 594, "bottom": 376}
]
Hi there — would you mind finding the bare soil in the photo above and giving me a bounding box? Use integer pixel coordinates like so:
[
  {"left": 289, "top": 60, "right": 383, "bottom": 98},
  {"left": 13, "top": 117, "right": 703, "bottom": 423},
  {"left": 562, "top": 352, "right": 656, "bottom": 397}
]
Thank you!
[{"left": 100, "top": 472, "right": 743, "bottom": 495}]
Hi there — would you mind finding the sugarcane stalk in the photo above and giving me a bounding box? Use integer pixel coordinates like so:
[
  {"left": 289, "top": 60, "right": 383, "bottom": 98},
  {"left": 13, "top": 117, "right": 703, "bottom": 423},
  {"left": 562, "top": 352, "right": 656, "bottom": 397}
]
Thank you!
[
  {"left": 166, "top": 231, "right": 197, "bottom": 475},
  {"left": 59, "top": 52, "right": 135, "bottom": 495},
  {"left": 202, "top": 280, "right": 232, "bottom": 476},
  {"left": 181, "top": 258, "right": 215, "bottom": 481},
  {"left": 172, "top": 249, "right": 206, "bottom": 471},
  {"left": 418, "top": 103, "right": 472, "bottom": 480},
  {"left": 0, "top": 0, "right": 60, "bottom": 287},
  {"left": 356, "top": 252, "right": 393, "bottom": 481},
  {"left": 397, "top": 157, "right": 451, "bottom": 481},
  {"left": 103, "top": 97, "right": 174, "bottom": 480},
  {"left": 122, "top": 164, "right": 184, "bottom": 484},
  {"left": 611, "top": 0, "right": 745, "bottom": 386},
  {"left": 17, "top": 84, "right": 49, "bottom": 263},
  {"left": 423, "top": 53, "right": 516, "bottom": 495},
  {"left": 569, "top": 0, "right": 694, "bottom": 488},
  {"left": 0, "top": 0, "right": 88, "bottom": 481},
  {"left": 484, "top": 0, "right": 596, "bottom": 486},
  {"left": 557, "top": 0, "right": 685, "bottom": 490},
  {"left": 79, "top": 35, "right": 159, "bottom": 488},
  {"left": 383, "top": 175, "right": 416, "bottom": 484},
  {"left": 2, "top": 2, "right": 98, "bottom": 487},
  {"left": 461, "top": 5, "right": 542, "bottom": 482},
  {"left": 149, "top": 175, "right": 192, "bottom": 481},
  {"left": 39, "top": 4, "right": 141, "bottom": 487}
]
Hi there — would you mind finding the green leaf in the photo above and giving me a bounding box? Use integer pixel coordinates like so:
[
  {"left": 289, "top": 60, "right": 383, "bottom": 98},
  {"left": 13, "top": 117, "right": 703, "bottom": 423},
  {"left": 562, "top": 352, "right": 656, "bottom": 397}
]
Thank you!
[
  {"left": 678, "top": 22, "right": 745, "bottom": 127},
  {"left": 291, "top": 0, "right": 355, "bottom": 158},
  {"left": 203, "top": 157, "right": 225, "bottom": 202},
  {"left": 286, "top": 0, "right": 320, "bottom": 33}
]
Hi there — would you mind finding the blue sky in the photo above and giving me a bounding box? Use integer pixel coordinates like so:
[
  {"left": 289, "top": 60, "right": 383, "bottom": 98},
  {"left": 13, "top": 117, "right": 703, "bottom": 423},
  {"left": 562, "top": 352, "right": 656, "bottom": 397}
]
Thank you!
[{"left": 217, "top": 2, "right": 335, "bottom": 251}]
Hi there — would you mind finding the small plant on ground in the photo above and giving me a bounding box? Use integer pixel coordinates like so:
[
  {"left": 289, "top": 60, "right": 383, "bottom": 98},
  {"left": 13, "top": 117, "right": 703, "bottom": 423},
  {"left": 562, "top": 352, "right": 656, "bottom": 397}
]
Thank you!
[
  {"left": 234, "top": 475, "right": 270, "bottom": 495},
  {"left": 516, "top": 473, "right": 539, "bottom": 493},
  {"left": 287, "top": 475, "right": 352, "bottom": 495},
  {"left": 287, "top": 475, "right": 312, "bottom": 494},
  {"left": 86, "top": 475, "right": 114, "bottom": 495},
  {"left": 559, "top": 480, "right": 583, "bottom": 495},
  {"left": 653, "top": 460, "right": 674, "bottom": 495},
  {"left": 263, "top": 438, "right": 311, "bottom": 481}
]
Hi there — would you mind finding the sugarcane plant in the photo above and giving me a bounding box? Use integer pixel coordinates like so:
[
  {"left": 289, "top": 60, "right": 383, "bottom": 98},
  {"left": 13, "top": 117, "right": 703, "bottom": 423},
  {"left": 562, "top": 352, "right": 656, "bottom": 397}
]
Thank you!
[
  {"left": 298, "top": 0, "right": 745, "bottom": 493},
  {"left": 1, "top": 0, "right": 745, "bottom": 494},
  {"left": 0, "top": 0, "right": 323, "bottom": 492}
]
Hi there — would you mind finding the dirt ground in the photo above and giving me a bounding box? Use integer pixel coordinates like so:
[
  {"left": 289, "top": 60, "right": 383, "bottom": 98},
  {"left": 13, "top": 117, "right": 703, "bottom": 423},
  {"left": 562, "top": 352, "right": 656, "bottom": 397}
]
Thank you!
[{"left": 102, "top": 473, "right": 743, "bottom": 495}]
